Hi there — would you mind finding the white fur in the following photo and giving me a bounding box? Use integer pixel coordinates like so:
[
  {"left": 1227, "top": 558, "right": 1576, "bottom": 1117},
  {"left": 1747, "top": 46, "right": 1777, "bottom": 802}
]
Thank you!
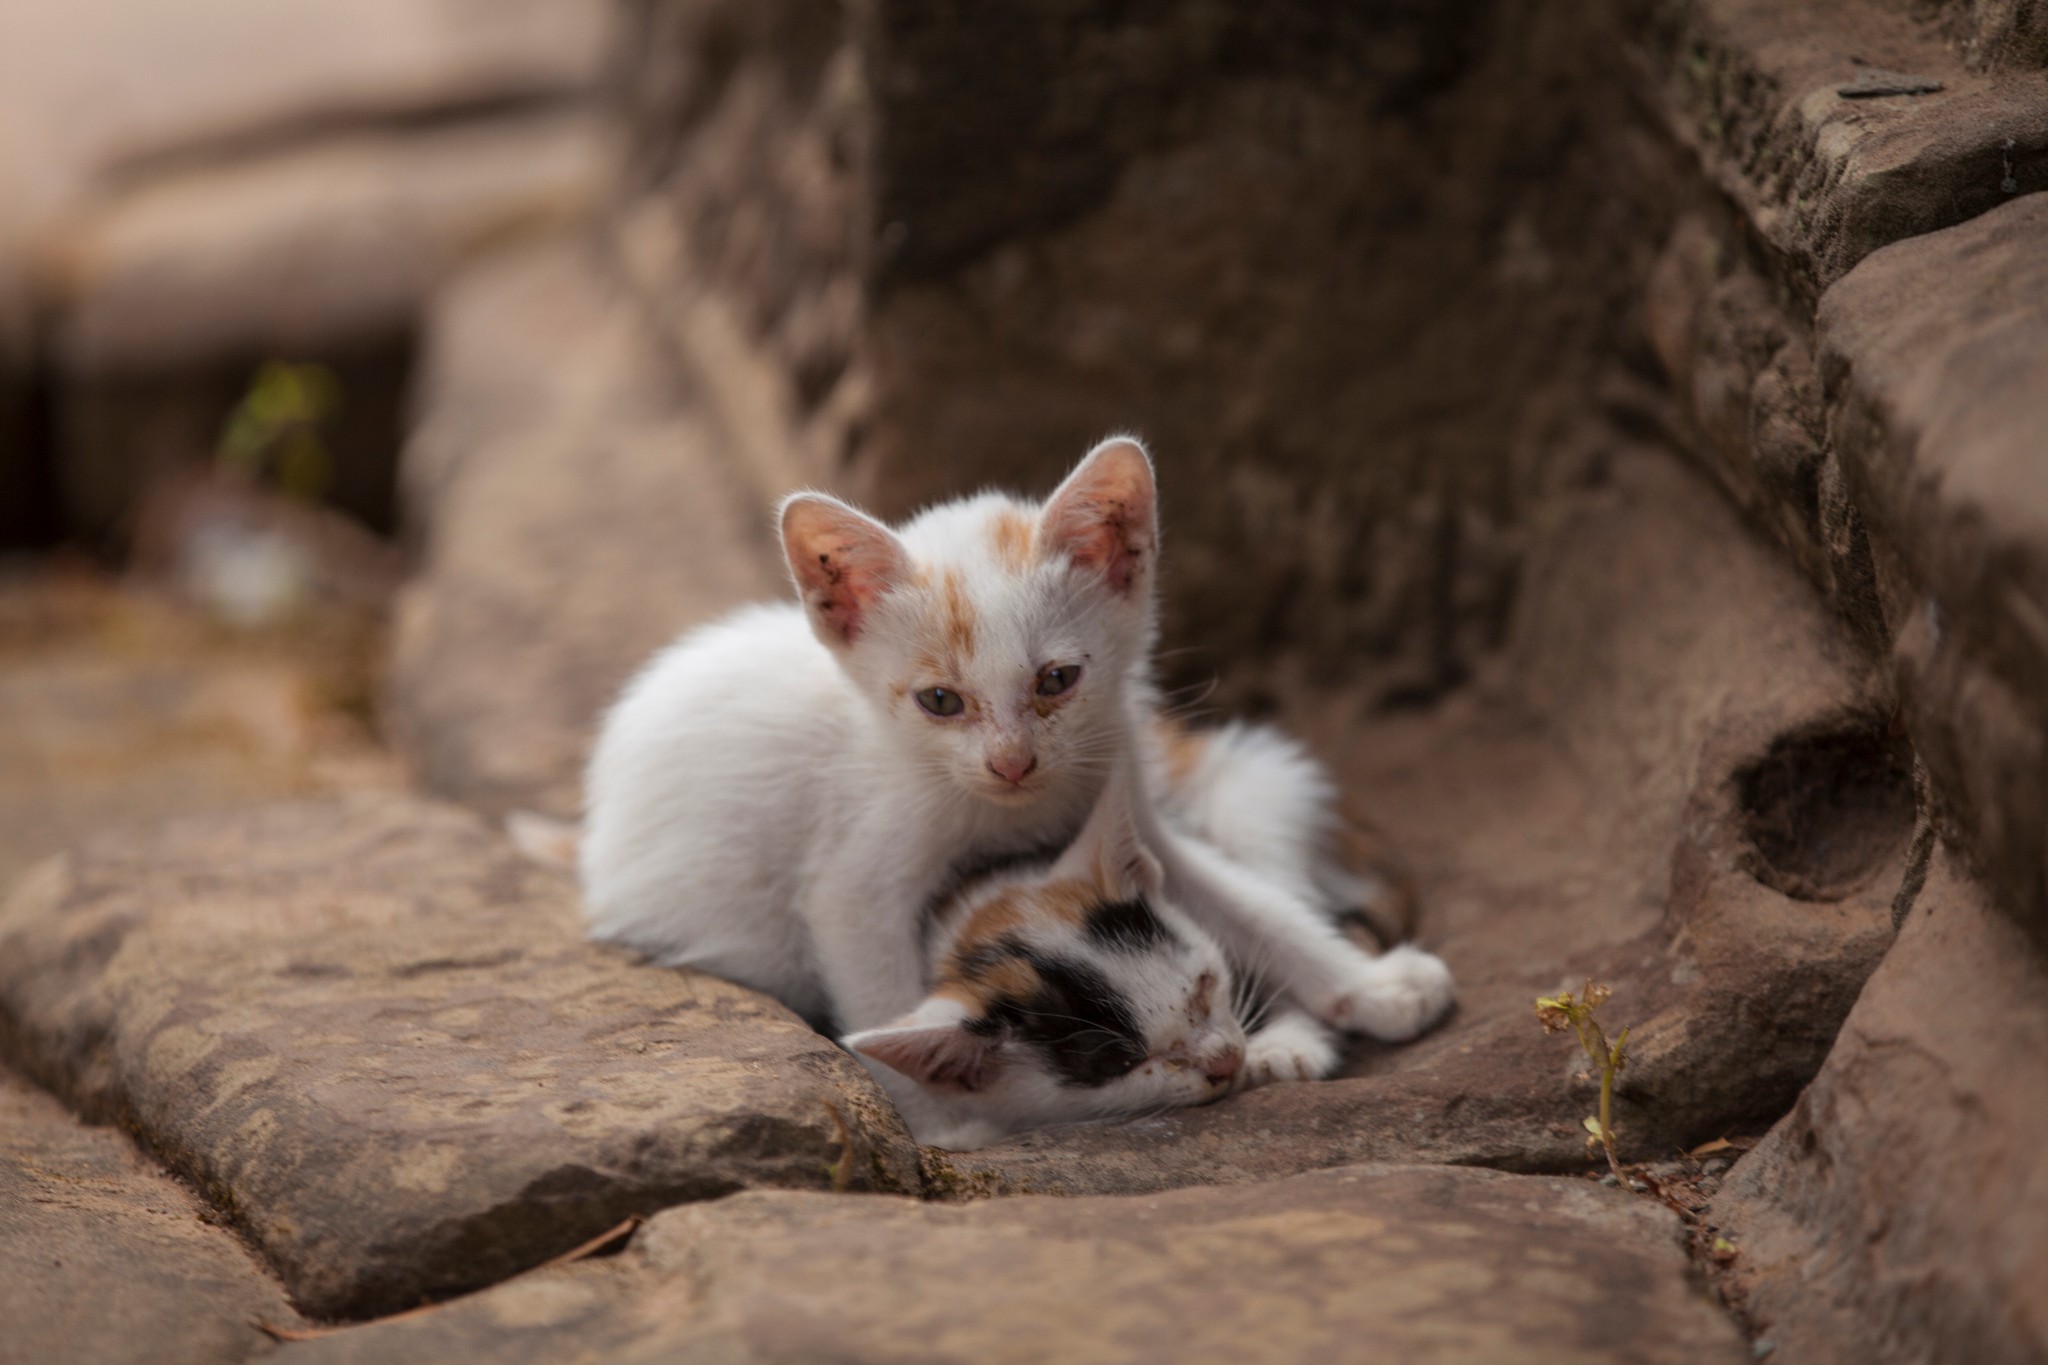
[
  {"left": 1239, "top": 1008, "right": 1341, "bottom": 1087},
  {"left": 582, "top": 441, "right": 1155, "bottom": 1031}
]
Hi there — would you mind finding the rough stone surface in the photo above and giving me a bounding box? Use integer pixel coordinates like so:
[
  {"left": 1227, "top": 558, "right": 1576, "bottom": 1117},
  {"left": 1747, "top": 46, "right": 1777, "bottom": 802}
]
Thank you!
[
  {"left": 387, "top": 240, "right": 783, "bottom": 818},
  {"left": 938, "top": 446, "right": 1902, "bottom": 1194},
  {"left": 1711, "top": 852, "right": 2048, "bottom": 1364},
  {"left": 1819, "top": 194, "right": 2048, "bottom": 939},
  {"left": 0, "top": 794, "right": 919, "bottom": 1320},
  {"left": 47, "top": 111, "right": 608, "bottom": 539},
  {"left": 1632, "top": 35, "right": 2048, "bottom": 951},
  {"left": 0, "top": 1063, "right": 304, "bottom": 1364},
  {"left": 1628, "top": 0, "right": 2048, "bottom": 296},
  {"left": 284, "top": 1163, "right": 1748, "bottom": 1364},
  {"left": 609, "top": 0, "right": 1694, "bottom": 706},
  {"left": 0, "top": 571, "right": 396, "bottom": 898},
  {"left": 0, "top": 0, "right": 608, "bottom": 242}
]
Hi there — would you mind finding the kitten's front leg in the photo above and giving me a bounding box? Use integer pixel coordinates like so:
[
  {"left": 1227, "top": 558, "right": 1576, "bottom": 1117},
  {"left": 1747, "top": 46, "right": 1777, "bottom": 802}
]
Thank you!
[
  {"left": 1236, "top": 1009, "right": 1340, "bottom": 1089},
  {"left": 1153, "top": 823, "right": 1454, "bottom": 1042},
  {"left": 803, "top": 868, "right": 933, "bottom": 1035}
]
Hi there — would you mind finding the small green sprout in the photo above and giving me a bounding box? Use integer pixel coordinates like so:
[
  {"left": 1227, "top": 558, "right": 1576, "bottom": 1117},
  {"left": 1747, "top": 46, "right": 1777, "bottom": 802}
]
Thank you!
[
  {"left": 217, "top": 361, "right": 342, "bottom": 502},
  {"left": 1536, "top": 981, "right": 1631, "bottom": 1175}
]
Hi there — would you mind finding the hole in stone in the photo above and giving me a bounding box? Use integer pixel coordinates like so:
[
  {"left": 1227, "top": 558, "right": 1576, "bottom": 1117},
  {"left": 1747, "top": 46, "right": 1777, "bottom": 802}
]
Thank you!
[{"left": 1735, "top": 719, "right": 1915, "bottom": 901}]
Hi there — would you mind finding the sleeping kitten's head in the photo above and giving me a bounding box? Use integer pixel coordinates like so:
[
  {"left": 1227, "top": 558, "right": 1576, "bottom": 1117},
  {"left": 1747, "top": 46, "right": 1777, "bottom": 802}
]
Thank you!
[
  {"left": 780, "top": 437, "right": 1157, "bottom": 806},
  {"left": 843, "top": 776, "right": 1245, "bottom": 1151}
]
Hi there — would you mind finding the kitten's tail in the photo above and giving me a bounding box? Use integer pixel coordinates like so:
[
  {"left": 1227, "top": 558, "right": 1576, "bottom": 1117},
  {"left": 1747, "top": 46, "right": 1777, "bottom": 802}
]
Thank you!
[{"left": 506, "top": 811, "right": 582, "bottom": 871}]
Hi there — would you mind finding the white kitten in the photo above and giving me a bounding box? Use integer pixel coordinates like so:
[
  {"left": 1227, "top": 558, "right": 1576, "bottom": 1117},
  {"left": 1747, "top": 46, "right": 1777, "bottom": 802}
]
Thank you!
[{"left": 579, "top": 437, "right": 1454, "bottom": 1047}]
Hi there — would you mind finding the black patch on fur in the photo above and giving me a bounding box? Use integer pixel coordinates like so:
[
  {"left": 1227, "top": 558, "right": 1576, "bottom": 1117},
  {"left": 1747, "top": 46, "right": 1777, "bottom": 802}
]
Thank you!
[
  {"left": 1082, "top": 896, "right": 1174, "bottom": 953},
  {"left": 982, "top": 948, "right": 1146, "bottom": 1088}
]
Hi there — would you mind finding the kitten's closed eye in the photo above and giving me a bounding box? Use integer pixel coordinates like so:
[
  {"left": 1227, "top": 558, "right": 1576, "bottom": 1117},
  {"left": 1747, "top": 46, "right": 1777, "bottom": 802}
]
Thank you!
[{"left": 1036, "top": 663, "right": 1082, "bottom": 697}]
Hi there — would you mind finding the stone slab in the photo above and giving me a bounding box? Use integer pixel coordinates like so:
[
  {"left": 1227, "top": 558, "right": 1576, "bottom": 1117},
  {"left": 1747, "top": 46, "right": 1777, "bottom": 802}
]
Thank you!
[
  {"left": 1631, "top": 0, "right": 2048, "bottom": 294},
  {"left": 0, "top": 794, "right": 920, "bottom": 1321},
  {"left": 284, "top": 1163, "right": 1749, "bottom": 1365},
  {"left": 1818, "top": 193, "right": 2048, "bottom": 936},
  {"left": 1711, "top": 852, "right": 2048, "bottom": 1363},
  {"left": 0, "top": 1063, "right": 303, "bottom": 1365}
]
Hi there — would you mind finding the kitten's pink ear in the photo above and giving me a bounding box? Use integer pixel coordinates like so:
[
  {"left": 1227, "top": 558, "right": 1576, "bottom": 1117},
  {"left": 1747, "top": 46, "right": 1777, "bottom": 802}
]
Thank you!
[
  {"left": 781, "top": 493, "right": 912, "bottom": 648},
  {"left": 1053, "top": 771, "right": 1165, "bottom": 901},
  {"left": 1037, "top": 436, "right": 1157, "bottom": 596},
  {"left": 846, "top": 1005, "right": 1003, "bottom": 1092}
]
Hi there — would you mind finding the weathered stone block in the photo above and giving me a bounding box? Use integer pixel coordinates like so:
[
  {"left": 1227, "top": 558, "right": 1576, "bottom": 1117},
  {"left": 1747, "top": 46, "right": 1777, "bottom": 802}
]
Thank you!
[
  {"left": 1627, "top": 0, "right": 2048, "bottom": 295},
  {"left": 1819, "top": 194, "right": 2048, "bottom": 935},
  {"left": 1712, "top": 853, "right": 2048, "bottom": 1363},
  {"left": 0, "top": 1064, "right": 304, "bottom": 1364},
  {"left": 285, "top": 1163, "right": 1749, "bottom": 1364},
  {"left": 0, "top": 794, "right": 920, "bottom": 1320}
]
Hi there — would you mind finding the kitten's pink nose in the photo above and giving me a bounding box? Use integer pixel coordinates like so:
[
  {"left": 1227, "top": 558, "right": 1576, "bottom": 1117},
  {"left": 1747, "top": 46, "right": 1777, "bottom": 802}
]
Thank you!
[
  {"left": 1203, "top": 1046, "right": 1244, "bottom": 1085},
  {"left": 987, "top": 752, "right": 1038, "bottom": 785}
]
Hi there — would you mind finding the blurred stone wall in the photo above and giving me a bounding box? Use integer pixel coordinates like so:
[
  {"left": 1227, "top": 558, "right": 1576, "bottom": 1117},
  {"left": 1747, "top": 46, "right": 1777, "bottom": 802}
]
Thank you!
[
  {"left": 609, "top": 0, "right": 1690, "bottom": 707},
  {"left": 0, "top": 0, "right": 614, "bottom": 548}
]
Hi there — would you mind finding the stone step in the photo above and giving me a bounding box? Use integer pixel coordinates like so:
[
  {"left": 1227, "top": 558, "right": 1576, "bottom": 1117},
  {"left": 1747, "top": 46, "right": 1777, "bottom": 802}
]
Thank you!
[
  {"left": 274, "top": 1162, "right": 1750, "bottom": 1364},
  {"left": 1628, "top": 0, "right": 2048, "bottom": 295},
  {"left": 0, "top": 1062, "right": 305, "bottom": 1364},
  {"left": 0, "top": 793, "right": 921, "bottom": 1322},
  {"left": 1711, "top": 850, "right": 2048, "bottom": 1363}
]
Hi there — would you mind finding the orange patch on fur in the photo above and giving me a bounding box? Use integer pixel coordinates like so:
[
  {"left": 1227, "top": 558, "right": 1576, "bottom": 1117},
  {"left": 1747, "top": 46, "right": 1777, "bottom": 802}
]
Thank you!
[
  {"left": 940, "top": 940, "right": 1040, "bottom": 1009},
  {"left": 939, "top": 569, "right": 977, "bottom": 662},
  {"left": 988, "top": 507, "right": 1034, "bottom": 570},
  {"left": 953, "top": 889, "right": 1029, "bottom": 949},
  {"left": 1335, "top": 796, "right": 1420, "bottom": 946},
  {"left": 1031, "top": 879, "right": 1099, "bottom": 926}
]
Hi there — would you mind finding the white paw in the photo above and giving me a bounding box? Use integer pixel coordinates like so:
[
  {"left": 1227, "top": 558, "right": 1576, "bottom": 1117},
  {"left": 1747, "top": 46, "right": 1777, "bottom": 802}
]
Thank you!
[
  {"left": 1319, "top": 945, "right": 1455, "bottom": 1042},
  {"left": 1236, "top": 1013, "right": 1341, "bottom": 1090}
]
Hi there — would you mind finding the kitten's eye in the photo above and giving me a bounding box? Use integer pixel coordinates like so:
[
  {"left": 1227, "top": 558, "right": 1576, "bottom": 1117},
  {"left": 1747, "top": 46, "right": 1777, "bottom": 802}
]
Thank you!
[
  {"left": 916, "top": 686, "right": 965, "bottom": 717},
  {"left": 1036, "top": 664, "right": 1082, "bottom": 697}
]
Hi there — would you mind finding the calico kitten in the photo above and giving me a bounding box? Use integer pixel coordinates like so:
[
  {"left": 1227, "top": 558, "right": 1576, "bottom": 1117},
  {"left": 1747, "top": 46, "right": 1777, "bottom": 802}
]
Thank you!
[
  {"left": 579, "top": 436, "right": 1454, "bottom": 1044},
  {"left": 846, "top": 766, "right": 1251, "bottom": 1150},
  {"left": 849, "top": 720, "right": 1439, "bottom": 1146}
]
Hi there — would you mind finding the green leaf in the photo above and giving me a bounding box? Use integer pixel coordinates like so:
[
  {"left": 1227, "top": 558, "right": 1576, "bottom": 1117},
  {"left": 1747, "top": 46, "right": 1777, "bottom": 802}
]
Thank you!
[{"left": 1583, "top": 1115, "right": 1604, "bottom": 1136}]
